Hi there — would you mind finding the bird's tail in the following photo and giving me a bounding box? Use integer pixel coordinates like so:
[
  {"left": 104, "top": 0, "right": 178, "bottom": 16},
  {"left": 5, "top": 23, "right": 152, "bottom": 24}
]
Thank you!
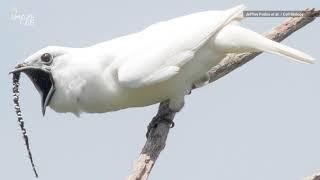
[{"left": 212, "top": 24, "right": 315, "bottom": 64}]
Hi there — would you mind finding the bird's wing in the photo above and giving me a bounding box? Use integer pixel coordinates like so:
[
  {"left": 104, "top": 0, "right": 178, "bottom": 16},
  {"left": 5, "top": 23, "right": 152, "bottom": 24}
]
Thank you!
[{"left": 117, "top": 5, "right": 245, "bottom": 88}]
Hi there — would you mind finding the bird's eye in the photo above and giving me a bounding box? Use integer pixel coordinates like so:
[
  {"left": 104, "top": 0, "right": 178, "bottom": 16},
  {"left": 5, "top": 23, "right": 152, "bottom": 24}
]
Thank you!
[{"left": 40, "top": 53, "right": 53, "bottom": 64}]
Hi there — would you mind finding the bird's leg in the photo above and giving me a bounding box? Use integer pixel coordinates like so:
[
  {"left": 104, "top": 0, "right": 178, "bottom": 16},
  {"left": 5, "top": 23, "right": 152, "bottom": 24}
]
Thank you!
[
  {"left": 146, "top": 114, "right": 175, "bottom": 138},
  {"left": 146, "top": 100, "right": 177, "bottom": 138},
  {"left": 146, "top": 96, "right": 184, "bottom": 137}
]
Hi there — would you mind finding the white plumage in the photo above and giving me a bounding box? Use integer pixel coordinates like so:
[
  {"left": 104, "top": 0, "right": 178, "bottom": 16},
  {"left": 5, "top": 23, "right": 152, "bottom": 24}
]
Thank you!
[{"left": 20, "top": 5, "right": 314, "bottom": 116}]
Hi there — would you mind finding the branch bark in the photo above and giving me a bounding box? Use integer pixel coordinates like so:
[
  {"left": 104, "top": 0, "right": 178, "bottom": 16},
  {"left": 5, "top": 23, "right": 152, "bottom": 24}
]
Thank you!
[
  {"left": 127, "top": 9, "right": 319, "bottom": 180},
  {"left": 304, "top": 171, "right": 320, "bottom": 180}
]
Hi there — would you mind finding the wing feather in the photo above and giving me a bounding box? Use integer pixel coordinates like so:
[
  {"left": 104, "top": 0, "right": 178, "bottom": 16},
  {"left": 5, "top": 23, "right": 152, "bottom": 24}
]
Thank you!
[{"left": 117, "top": 5, "right": 245, "bottom": 88}]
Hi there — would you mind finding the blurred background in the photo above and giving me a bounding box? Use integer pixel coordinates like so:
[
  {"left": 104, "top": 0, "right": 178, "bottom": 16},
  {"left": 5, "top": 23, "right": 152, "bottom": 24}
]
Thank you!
[{"left": 1, "top": 0, "right": 319, "bottom": 179}]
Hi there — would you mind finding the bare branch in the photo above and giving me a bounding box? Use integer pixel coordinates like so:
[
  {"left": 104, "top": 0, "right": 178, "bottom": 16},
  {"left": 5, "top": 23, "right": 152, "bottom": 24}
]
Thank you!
[
  {"left": 127, "top": 9, "right": 319, "bottom": 180},
  {"left": 304, "top": 171, "right": 320, "bottom": 180}
]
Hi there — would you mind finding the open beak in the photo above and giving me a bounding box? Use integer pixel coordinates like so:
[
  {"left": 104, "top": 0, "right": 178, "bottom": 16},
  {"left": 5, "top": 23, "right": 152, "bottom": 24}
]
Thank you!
[{"left": 10, "top": 63, "right": 55, "bottom": 116}]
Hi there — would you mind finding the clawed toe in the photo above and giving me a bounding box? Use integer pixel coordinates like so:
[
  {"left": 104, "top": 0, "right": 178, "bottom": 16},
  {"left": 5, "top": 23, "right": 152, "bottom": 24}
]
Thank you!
[{"left": 146, "top": 116, "right": 175, "bottom": 138}]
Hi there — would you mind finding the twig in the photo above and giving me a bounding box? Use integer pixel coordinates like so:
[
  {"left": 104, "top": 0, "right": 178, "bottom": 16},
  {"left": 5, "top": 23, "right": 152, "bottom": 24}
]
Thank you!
[
  {"left": 127, "top": 9, "right": 319, "bottom": 180},
  {"left": 304, "top": 171, "right": 320, "bottom": 180}
]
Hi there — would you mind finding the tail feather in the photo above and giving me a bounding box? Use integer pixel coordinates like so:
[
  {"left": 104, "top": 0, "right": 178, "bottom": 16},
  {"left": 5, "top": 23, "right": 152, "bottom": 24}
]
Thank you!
[
  {"left": 213, "top": 24, "right": 315, "bottom": 64},
  {"left": 261, "top": 38, "right": 315, "bottom": 64}
]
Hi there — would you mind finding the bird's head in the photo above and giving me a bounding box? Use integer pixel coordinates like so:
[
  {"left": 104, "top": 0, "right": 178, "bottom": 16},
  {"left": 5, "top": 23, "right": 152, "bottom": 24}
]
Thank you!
[{"left": 11, "top": 46, "right": 72, "bottom": 115}]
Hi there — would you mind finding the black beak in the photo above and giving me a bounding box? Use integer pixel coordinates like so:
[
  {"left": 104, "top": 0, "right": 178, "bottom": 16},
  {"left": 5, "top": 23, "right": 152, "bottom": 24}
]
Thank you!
[{"left": 10, "top": 63, "right": 55, "bottom": 116}]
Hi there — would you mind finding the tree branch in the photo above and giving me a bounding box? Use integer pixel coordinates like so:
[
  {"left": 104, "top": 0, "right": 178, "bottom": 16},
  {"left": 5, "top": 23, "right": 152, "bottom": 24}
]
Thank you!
[
  {"left": 304, "top": 171, "right": 320, "bottom": 180},
  {"left": 127, "top": 9, "right": 319, "bottom": 180}
]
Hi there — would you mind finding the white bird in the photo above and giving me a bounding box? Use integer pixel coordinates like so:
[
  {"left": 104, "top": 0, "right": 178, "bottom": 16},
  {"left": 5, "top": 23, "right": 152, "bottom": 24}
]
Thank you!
[{"left": 12, "top": 5, "right": 314, "bottom": 118}]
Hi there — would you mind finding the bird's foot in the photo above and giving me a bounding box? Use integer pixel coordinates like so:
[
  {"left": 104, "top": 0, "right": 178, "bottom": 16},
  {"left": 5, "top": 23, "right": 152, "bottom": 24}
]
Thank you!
[{"left": 146, "top": 115, "right": 175, "bottom": 138}]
